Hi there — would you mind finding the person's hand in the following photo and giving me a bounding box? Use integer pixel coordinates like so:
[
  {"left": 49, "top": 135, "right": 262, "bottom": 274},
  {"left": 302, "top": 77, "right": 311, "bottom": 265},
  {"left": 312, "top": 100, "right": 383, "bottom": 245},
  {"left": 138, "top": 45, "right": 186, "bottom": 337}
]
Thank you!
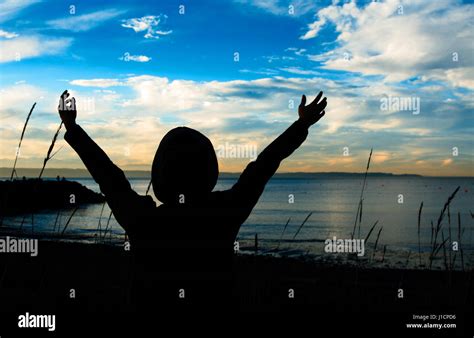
[
  {"left": 58, "top": 90, "right": 77, "bottom": 130},
  {"left": 298, "top": 91, "right": 327, "bottom": 127}
]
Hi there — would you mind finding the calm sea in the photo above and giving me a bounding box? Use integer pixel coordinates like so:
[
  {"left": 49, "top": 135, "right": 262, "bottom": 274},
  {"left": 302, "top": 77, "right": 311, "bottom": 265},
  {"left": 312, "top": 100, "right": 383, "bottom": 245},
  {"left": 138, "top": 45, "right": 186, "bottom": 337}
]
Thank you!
[{"left": 2, "top": 176, "right": 473, "bottom": 269}]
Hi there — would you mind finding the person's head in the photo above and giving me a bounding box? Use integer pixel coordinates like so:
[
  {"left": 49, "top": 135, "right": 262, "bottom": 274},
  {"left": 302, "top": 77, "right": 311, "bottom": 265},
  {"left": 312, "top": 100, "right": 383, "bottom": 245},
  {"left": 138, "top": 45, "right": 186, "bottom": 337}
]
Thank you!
[{"left": 152, "top": 127, "right": 218, "bottom": 204}]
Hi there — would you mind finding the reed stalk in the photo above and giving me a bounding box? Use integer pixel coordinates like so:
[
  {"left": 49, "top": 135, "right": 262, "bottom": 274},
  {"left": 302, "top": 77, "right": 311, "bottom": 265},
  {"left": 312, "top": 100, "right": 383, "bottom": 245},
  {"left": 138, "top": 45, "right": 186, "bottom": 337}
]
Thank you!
[
  {"left": 61, "top": 207, "right": 78, "bottom": 236},
  {"left": 276, "top": 217, "right": 291, "bottom": 250},
  {"left": 381, "top": 245, "right": 387, "bottom": 263},
  {"left": 429, "top": 186, "right": 460, "bottom": 268},
  {"left": 10, "top": 103, "right": 36, "bottom": 180},
  {"left": 352, "top": 148, "right": 372, "bottom": 239},
  {"left": 364, "top": 220, "right": 379, "bottom": 243},
  {"left": 458, "top": 212, "right": 464, "bottom": 270},
  {"left": 145, "top": 179, "right": 153, "bottom": 196},
  {"left": 292, "top": 212, "right": 312, "bottom": 240},
  {"left": 372, "top": 226, "right": 383, "bottom": 261},
  {"left": 38, "top": 122, "right": 63, "bottom": 179},
  {"left": 417, "top": 201, "right": 423, "bottom": 266}
]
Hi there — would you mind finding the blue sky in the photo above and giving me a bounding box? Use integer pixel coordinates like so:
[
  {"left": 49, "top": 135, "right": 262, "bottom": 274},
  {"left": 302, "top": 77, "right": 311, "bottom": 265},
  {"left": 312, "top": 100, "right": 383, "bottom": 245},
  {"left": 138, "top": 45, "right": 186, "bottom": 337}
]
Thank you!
[
  {"left": 0, "top": 0, "right": 337, "bottom": 82},
  {"left": 0, "top": 0, "right": 473, "bottom": 176}
]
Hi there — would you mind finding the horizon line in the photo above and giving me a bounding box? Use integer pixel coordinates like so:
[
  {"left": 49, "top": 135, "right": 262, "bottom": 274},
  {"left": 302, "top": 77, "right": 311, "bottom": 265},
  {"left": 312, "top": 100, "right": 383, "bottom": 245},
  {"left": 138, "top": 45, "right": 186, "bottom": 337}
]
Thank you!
[{"left": 1, "top": 167, "right": 473, "bottom": 178}]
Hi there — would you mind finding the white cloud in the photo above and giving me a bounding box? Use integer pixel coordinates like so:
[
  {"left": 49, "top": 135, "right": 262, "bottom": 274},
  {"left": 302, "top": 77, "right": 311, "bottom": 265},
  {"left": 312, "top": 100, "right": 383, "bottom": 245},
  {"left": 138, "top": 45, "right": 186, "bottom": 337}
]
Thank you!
[
  {"left": 0, "top": 0, "right": 40, "bottom": 23},
  {"left": 279, "top": 67, "right": 320, "bottom": 75},
  {"left": 442, "top": 158, "right": 453, "bottom": 166},
  {"left": 239, "top": 68, "right": 279, "bottom": 76},
  {"left": 119, "top": 75, "right": 359, "bottom": 134},
  {"left": 2, "top": 73, "right": 471, "bottom": 174},
  {"left": 0, "top": 35, "right": 72, "bottom": 63},
  {"left": 0, "top": 83, "right": 45, "bottom": 118},
  {"left": 66, "top": 73, "right": 469, "bottom": 142},
  {"left": 118, "top": 53, "right": 151, "bottom": 62},
  {"left": 121, "top": 15, "right": 172, "bottom": 39},
  {"left": 235, "top": 0, "right": 319, "bottom": 16},
  {"left": 104, "top": 75, "right": 334, "bottom": 161},
  {"left": 93, "top": 89, "right": 121, "bottom": 102},
  {"left": 70, "top": 79, "right": 124, "bottom": 88},
  {"left": 47, "top": 9, "right": 126, "bottom": 32},
  {"left": 359, "top": 118, "right": 401, "bottom": 131},
  {"left": 372, "top": 151, "right": 391, "bottom": 164},
  {"left": 0, "top": 29, "right": 18, "bottom": 39},
  {"left": 424, "top": 67, "right": 474, "bottom": 90},
  {"left": 302, "top": 0, "right": 474, "bottom": 86},
  {"left": 285, "top": 47, "right": 306, "bottom": 56}
]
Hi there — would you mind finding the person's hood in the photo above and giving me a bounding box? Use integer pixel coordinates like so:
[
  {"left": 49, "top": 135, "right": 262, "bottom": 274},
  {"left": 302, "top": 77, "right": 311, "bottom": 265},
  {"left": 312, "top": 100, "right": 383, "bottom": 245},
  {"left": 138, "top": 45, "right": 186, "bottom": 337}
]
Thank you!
[{"left": 152, "top": 127, "right": 218, "bottom": 204}]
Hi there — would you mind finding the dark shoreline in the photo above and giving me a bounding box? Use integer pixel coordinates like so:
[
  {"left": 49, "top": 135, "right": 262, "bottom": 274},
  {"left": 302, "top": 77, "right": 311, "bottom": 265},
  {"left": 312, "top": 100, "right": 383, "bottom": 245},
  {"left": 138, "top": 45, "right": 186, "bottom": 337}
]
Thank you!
[{"left": 0, "top": 179, "right": 104, "bottom": 216}]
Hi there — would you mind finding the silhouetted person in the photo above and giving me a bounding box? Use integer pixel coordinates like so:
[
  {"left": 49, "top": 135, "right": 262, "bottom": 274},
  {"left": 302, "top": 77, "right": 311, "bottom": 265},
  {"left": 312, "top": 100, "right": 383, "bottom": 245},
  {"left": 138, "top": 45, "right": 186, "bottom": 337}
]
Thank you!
[{"left": 58, "top": 89, "right": 327, "bottom": 307}]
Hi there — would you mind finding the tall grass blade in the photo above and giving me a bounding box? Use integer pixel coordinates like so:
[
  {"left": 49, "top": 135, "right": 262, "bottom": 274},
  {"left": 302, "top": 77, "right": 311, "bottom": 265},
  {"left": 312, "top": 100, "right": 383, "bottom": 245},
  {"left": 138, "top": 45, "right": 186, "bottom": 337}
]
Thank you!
[
  {"left": 276, "top": 217, "right": 291, "bottom": 250},
  {"left": 372, "top": 226, "right": 383, "bottom": 260},
  {"left": 52, "top": 210, "right": 60, "bottom": 233},
  {"left": 435, "top": 186, "right": 460, "bottom": 231},
  {"left": 433, "top": 237, "right": 449, "bottom": 257},
  {"left": 358, "top": 199, "right": 363, "bottom": 238},
  {"left": 381, "top": 245, "right": 387, "bottom": 263},
  {"left": 38, "top": 122, "right": 63, "bottom": 179},
  {"left": 352, "top": 200, "right": 361, "bottom": 240},
  {"left": 61, "top": 207, "right": 78, "bottom": 236},
  {"left": 292, "top": 212, "right": 312, "bottom": 240},
  {"left": 352, "top": 148, "right": 372, "bottom": 239},
  {"left": 448, "top": 205, "right": 452, "bottom": 268},
  {"left": 364, "top": 220, "right": 379, "bottom": 243},
  {"left": 96, "top": 202, "right": 106, "bottom": 242},
  {"left": 102, "top": 210, "right": 113, "bottom": 241},
  {"left": 417, "top": 201, "right": 423, "bottom": 266},
  {"left": 19, "top": 215, "right": 26, "bottom": 232},
  {"left": 10, "top": 103, "right": 36, "bottom": 180},
  {"left": 145, "top": 179, "right": 153, "bottom": 196},
  {"left": 458, "top": 212, "right": 464, "bottom": 270},
  {"left": 441, "top": 231, "right": 448, "bottom": 270},
  {"left": 429, "top": 186, "right": 460, "bottom": 268}
]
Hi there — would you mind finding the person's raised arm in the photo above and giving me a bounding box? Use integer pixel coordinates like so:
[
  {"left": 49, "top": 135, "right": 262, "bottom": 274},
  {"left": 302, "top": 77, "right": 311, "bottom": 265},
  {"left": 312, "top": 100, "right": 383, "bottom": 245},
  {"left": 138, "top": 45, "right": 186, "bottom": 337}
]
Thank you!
[
  {"left": 229, "top": 91, "right": 327, "bottom": 209},
  {"left": 58, "top": 90, "right": 155, "bottom": 234}
]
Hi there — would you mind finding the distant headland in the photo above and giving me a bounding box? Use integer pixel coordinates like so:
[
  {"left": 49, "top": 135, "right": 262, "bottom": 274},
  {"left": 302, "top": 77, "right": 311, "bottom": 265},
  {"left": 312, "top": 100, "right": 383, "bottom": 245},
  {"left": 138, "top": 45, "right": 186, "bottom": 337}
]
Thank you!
[
  {"left": 3, "top": 167, "right": 471, "bottom": 179},
  {"left": 0, "top": 167, "right": 422, "bottom": 179}
]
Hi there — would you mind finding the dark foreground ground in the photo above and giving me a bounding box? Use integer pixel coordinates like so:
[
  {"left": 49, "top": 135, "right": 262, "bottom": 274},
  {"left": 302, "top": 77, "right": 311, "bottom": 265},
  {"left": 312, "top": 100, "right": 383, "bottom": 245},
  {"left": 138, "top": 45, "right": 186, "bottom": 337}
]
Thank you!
[{"left": 0, "top": 241, "right": 472, "bottom": 335}]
